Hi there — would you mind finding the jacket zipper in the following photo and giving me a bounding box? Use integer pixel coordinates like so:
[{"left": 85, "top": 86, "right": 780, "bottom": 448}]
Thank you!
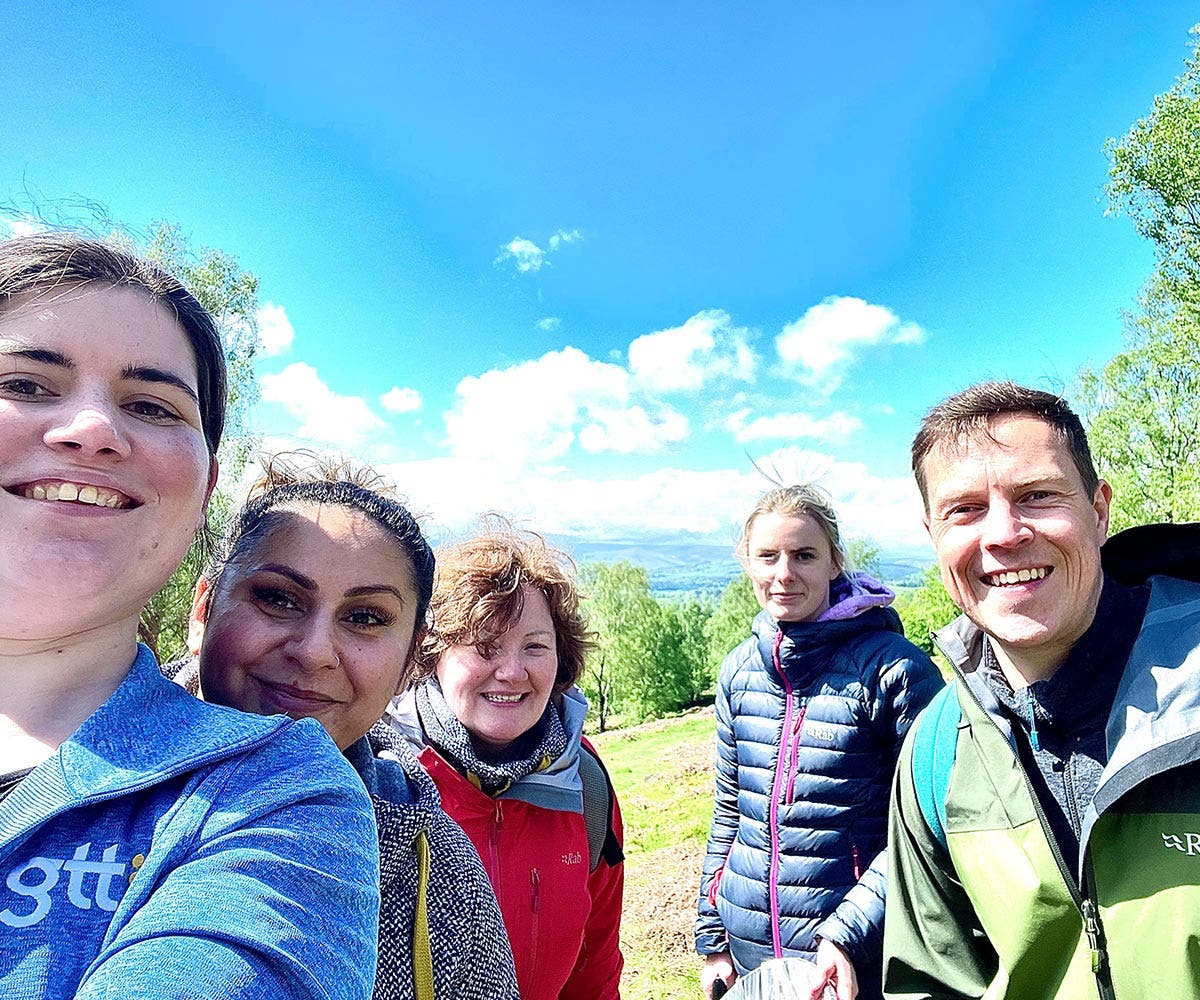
[
  {"left": 961, "top": 679, "right": 1116, "bottom": 999},
  {"left": 1081, "top": 856, "right": 1116, "bottom": 999},
  {"left": 529, "top": 867, "right": 541, "bottom": 985},
  {"left": 766, "top": 627, "right": 790, "bottom": 958},
  {"left": 488, "top": 801, "right": 504, "bottom": 894},
  {"left": 851, "top": 841, "right": 862, "bottom": 880},
  {"left": 785, "top": 704, "right": 807, "bottom": 803}
]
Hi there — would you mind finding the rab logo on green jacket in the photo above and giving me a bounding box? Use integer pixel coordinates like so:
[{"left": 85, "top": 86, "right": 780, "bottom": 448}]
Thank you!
[
  {"left": 0, "top": 842, "right": 144, "bottom": 928},
  {"left": 1161, "top": 832, "right": 1200, "bottom": 855}
]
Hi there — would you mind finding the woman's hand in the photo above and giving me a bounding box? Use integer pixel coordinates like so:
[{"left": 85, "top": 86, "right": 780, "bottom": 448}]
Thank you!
[
  {"left": 809, "top": 939, "right": 858, "bottom": 1000},
  {"left": 701, "top": 951, "right": 737, "bottom": 999}
]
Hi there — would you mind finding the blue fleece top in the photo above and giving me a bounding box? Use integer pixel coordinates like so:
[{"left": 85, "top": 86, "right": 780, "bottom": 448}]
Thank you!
[{"left": 0, "top": 644, "right": 381, "bottom": 1000}]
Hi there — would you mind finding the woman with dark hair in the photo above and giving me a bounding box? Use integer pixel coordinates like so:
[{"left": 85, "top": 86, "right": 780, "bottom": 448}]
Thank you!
[
  {"left": 696, "top": 485, "right": 942, "bottom": 1000},
  {"left": 389, "top": 523, "right": 625, "bottom": 1000},
  {"left": 180, "top": 453, "right": 518, "bottom": 1000},
  {"left": 0, "top": 233, "right": 379, "bottom": 999}
]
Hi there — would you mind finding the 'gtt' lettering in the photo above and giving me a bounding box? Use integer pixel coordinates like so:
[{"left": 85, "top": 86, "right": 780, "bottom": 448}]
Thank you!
[{"left": 1, "top": 843, "right": 129, "bottom": 927}]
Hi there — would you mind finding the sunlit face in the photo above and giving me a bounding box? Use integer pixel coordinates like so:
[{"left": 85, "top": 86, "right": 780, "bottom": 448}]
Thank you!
[
  {"left": 0, "top": 285, "right": 215, "bottom": 640},
  {"left": 196, "top": 504, "right": 422, "bottom": 750},
  {"left": 922, "top": 413, "right": 1111, "bottom": 678},
  {"left": 745, "top": 511, "right": 842, "bottom": 622},
  {"left": 435, "top": 587, "right": 559, "bottom": 754}
]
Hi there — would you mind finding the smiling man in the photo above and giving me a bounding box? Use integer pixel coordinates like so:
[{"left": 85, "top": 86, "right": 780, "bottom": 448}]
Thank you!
[{"left": 883, "top": 381, "right": 1200, "bottom": 1000}]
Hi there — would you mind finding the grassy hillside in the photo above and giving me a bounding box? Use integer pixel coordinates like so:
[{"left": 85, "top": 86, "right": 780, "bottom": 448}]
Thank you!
[{"left": 591, "top": 708, "right": 718, "bottom": 999}]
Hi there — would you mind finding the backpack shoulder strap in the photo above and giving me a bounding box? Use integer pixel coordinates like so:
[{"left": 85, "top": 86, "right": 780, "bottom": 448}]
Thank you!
[
  {"left": 578, "top": 741, "right": 624, "bottom": 872},
  {"left": 910, "top": 682, "right": 961, "bottom": 852}
]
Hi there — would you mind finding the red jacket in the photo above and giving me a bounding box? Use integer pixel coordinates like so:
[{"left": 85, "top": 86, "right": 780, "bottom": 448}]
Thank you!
[{"left": 416, "top": 744, "right": 624, "bottom": 1000}]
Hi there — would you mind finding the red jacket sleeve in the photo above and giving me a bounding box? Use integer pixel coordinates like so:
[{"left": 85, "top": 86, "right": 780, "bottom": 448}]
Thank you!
[{"left": 560, "top": 768, "right": 625, "bottom": 1000}]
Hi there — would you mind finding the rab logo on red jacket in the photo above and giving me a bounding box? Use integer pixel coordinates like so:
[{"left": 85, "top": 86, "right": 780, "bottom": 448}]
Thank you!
[{"left": 561, "top": 851, "right": 583, "bottom": 866}]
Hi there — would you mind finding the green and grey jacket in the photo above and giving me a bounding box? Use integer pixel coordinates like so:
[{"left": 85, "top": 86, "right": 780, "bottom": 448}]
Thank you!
[{"left": 884, "top": 564, "right": 1200, "bottom": 999}]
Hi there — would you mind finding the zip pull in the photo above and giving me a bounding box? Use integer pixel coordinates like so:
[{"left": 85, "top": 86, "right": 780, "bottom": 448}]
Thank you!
[
  {"left": 489, "top": 801, "right": 504, "bottom": 853},
  {"left": 530, "top": 867, "right": 541, "bottom": 914},
  {"left": 851, "top": 843, "right": 862, "bottom": 880},
  {"left": 1025, "top": 687, "right": 1041, "bottom": 751},
  {"left": 792, "top": 704, "right": 807, "bottom": 736},
  {"left": 1081, "top": 898, "right": 1106, "bottom": 974}
]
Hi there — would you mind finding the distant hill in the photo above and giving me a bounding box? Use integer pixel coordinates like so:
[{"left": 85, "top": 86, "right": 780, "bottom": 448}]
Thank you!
[{"left": 554, "top": 536, "right": 934, "bottom": 598}]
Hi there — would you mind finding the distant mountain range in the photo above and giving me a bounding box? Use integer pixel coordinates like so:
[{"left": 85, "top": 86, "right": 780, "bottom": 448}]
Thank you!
[{"left": 552, "top": 536, "right": 935, "bottom": 599}]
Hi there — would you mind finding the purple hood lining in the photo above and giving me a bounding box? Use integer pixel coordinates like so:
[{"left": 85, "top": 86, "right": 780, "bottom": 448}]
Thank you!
[{"left": 815, "top": 572, "right": 895, "bottom": 622}]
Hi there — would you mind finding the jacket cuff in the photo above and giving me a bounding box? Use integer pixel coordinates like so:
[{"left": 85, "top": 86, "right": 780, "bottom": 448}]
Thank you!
[
  {"left": 695, "top": 929, "right": 730, "bottom": 957},
  {"left": 813, "top": 914, "right": 866, "bottom": 970}
]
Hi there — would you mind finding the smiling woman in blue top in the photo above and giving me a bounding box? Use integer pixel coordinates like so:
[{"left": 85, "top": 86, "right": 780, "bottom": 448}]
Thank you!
[
  {"left": 695, "top": 484, "right": 942, "bottom": 1000},
  {"left": 0, "top": 233, "right": 379, "bottom": 1000}
]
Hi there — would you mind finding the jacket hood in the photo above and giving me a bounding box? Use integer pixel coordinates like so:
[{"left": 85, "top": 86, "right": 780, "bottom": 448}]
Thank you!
[
  {"left": 819, "top": 572, "right": 896, "bottom": 622},
  {"left": 386, "top": 684, "right": 591, "bottom": 815},
  {"left": 1101, "top": 522, "right": 1200, "bottom": 586}
]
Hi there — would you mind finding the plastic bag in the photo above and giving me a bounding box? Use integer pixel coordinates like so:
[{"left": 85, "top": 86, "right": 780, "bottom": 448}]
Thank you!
[{"left": 719, "top": 958, "right": 837, "bottom": 1000}]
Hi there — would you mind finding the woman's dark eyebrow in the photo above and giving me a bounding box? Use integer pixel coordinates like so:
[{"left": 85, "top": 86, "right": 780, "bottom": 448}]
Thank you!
[
  {"left": 0, "top": 346, "right": 199, "bottom": 405},
  {"left": 345, "top": 585, "right": 406, "bottom": 602},
  {"left": 0, "top": 345, "right": 71, "bottom": 366},
  {"left": 121, "top": 365, "right": 200, "bottom": 403},
  {"left": 256, "top": 564, "right": 317, "bottom": 591}
]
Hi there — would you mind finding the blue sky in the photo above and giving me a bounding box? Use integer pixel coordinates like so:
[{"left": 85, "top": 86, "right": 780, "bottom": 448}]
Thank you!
[{"left": 4, "top": 2, "right": 1194, "bottom": 557}]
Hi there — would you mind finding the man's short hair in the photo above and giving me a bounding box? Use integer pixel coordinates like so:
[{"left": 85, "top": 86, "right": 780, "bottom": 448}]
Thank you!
[{"left": 912, "top": 381, "right": 1100, "bottom": 509}]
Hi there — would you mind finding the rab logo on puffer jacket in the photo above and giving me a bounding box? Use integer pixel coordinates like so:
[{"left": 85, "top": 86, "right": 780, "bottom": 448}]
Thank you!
[
  {"left": 1, "top": 842, "right": 144, "bottom": 928},
  {"left": 1162, "top": 832, "right": 1200, "bottom": 855},
  {"left": 806, "top": 722, "right": 837, "bottom": 743}
]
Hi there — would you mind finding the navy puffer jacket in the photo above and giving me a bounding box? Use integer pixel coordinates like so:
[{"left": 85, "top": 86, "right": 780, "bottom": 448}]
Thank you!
[{"left": 695, "top": 580, "right": 942, "bottom": 999}]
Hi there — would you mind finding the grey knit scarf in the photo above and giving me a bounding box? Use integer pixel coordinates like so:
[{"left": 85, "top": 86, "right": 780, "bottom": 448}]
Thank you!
[{"left": 415, "top": 677, "right": 567, "bottom": 797}]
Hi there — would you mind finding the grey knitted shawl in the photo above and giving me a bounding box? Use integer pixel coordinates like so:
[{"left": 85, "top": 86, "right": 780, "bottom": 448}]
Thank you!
[{"left": 358, "top": 722, "right": 519, "bottom": 1000}]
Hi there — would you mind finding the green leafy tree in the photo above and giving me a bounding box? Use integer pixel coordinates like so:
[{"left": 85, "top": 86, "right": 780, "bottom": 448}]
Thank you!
[
  {"left": 580, "top": 563, "right": 715, "bottom": 725},
  {"left": 580, "top": 561, "right": 666, "bottom": 726},
  {"left": 1078, "top": 275, "right": 1200, "bottom": 530},
  {"left": 1107, "top": 26, "right": 1200, "bottom": 297},
  {"left": 704, "top": 574, "right": 760, "bottom": 680},
  {"left": 663, "top": 595, "right": 715, "bottom": 708},
  {"left": 1089, "top": 32, "right": 1200, "bottom": 532},
  {"left": 845, "top": 536, "right": 882, "bottom": 578},
  {"left": 897, "top": 564, "right": 959, "bottom": 672}
]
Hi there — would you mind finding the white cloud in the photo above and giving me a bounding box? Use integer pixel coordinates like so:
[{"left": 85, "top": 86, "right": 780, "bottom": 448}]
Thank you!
[
  {"left": 255, "top": 301, "right": 295, "bottom": 357},
  {"left": 578, "top": 404, "right": 688, "bottom": 454},
  {"left": 380, "top": 386, "right": 423, "bottom": 414},
  {"left": 776, "top": 295, "right": 925, "bottom": 391},
  {"left": 548, "top": 228, "right": 582, "bottom": 250},
  {"left": 628, "top": 310, "right": 756, "bottom": 393},
  {"left": 443, "top": 346, "right": 688, "bottom": 466},
  {"left": 537, "top": 316, "right": 562, "bottom": 332},
  {"left": 740, "top": 446, "right": 929, "bottom": 553},
  {"left": 374, "top": 449, "right": 929, "bottom": 553},
  {"left": 0, "top": 215, "right": 43, "bottom": 238},
  {"left": 726, "top": 409, "right": 862, "bottom": 443},
  {"left": 497, "top": 237, "right": 547, "bottom": 273},
  {"left": 495, "top": 227, "right": 584, "bottom": 274},
  {"left": 259, "top": 362, "right": 386, "bottom": 448}
]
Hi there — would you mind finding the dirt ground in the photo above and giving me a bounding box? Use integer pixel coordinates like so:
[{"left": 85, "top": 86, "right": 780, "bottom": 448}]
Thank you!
[
  {"left": 597, "top": 708, "right": 716, "bottom": 998},
  {"left": 622, "top": 840, "right": 705, "bottom": 996}
]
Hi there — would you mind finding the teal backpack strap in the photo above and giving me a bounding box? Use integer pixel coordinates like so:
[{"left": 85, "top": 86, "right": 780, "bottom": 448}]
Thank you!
[
  {"left": 578, "top": 742, "right": 624, "bottom": 872},
  {"left": 910, "top": 683, "right": 961, "bottom": 852}
]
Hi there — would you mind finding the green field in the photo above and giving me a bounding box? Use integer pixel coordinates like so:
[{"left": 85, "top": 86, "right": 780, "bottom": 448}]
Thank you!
[{"left": 591, "top": 708, "right": 718, "bottom": 999}]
